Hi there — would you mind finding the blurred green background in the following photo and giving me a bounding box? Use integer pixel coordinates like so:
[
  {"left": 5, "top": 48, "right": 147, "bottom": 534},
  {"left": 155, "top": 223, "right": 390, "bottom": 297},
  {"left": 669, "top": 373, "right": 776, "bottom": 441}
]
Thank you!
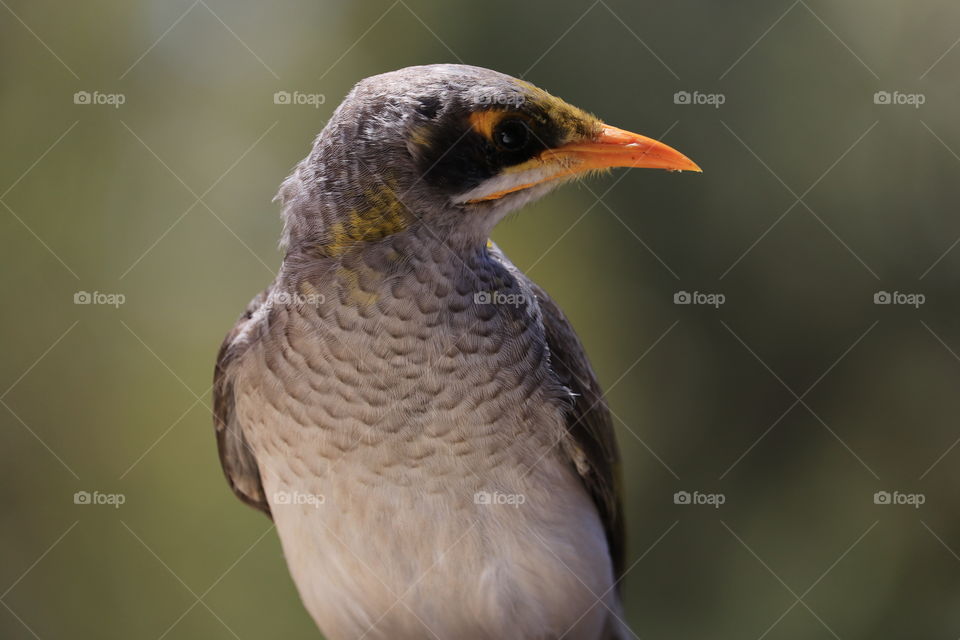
[{"left": 3, "top": 0, "right": 960, "bottom": 637}]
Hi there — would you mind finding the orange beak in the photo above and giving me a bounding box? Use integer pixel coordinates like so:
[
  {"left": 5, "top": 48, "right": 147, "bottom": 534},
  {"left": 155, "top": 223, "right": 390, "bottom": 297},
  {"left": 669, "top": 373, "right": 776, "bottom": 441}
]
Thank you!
[
  {"left": 465, "top": 123, "right": 699, "bottom": 203},
  {"left": 545, "top": 124, "right": 701, "bottom": 173}
]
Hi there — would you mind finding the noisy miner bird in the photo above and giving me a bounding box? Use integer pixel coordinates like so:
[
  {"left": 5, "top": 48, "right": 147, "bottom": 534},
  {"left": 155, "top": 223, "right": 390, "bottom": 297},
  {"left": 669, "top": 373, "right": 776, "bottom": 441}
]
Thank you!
[{"left": 214, "top": 64, "right": 698, "bottom": 640}]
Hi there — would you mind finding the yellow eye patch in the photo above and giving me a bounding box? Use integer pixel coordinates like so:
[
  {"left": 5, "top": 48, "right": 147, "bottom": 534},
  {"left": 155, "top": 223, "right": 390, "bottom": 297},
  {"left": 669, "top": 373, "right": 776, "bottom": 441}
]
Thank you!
[{"left": 468, "top": 109, "right": 509, "bottom": 141}]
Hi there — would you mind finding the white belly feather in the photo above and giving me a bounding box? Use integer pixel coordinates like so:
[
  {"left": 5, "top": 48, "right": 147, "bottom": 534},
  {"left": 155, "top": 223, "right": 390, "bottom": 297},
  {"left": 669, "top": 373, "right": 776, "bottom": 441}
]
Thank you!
[{"left": 255, "top": 421, "right": 615, "bottom": 640}]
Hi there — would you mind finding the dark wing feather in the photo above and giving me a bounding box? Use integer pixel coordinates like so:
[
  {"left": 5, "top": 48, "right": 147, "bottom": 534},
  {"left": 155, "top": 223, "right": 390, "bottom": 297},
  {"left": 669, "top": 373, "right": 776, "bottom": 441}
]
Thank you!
[
  {"left": 213, "top": 288, "right": 272, "bottom": 517},
  {"left": 530, "top": 282, "right": 625, "bottom": 580}
]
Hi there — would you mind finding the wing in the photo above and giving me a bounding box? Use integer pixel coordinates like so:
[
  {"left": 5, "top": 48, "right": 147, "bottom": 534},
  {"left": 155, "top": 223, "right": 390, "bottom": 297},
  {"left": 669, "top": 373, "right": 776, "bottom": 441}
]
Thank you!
[
  {"left": 530, "top": 281, "right": 625, "bottom": 580},
  {"left": 213, "top": 287, "right": 272, "bottom": 517}
]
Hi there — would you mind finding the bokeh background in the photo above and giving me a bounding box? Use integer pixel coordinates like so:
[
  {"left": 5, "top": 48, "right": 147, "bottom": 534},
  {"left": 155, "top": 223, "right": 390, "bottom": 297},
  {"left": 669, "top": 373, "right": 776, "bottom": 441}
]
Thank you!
[{"left": 3, "top": 0, "right": 960, "bottom": 637}]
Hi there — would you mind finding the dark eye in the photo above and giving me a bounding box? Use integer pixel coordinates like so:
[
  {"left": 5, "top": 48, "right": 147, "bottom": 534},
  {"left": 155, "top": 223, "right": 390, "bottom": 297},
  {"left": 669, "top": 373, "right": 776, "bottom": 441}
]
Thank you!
[{"left": 493, "top": 119, "right": 530, "bottom": 151}]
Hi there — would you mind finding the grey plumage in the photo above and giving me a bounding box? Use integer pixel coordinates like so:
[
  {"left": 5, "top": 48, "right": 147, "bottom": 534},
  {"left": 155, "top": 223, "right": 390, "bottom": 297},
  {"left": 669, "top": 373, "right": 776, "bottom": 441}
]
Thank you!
[{"left": 212, "top": 64, "right": 697, "bottom": 640}]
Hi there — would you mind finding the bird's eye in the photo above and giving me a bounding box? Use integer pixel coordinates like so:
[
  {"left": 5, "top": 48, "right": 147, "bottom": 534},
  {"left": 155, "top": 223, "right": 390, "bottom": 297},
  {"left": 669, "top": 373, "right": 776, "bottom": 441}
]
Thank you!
[{"left": 493, "top": 119, "right": 530, "bottom": 151}]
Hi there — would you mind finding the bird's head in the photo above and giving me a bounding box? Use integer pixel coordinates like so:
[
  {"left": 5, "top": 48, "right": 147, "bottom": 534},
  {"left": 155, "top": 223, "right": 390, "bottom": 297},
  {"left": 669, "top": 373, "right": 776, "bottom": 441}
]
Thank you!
[{"left": 278, "top": 64, "right": 699, "bottom": 256}]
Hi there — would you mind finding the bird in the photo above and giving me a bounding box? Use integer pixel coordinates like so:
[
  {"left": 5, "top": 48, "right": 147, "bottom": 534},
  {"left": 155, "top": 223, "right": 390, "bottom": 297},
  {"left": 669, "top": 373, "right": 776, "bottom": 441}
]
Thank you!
[{"left": 213, "top": 64, "right": 698, "bottom": 640}]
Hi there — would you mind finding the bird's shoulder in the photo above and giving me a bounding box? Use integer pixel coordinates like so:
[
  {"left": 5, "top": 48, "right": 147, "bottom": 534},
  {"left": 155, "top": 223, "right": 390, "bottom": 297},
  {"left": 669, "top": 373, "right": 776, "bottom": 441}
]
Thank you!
[
  {"left": 213, "top": 285, "right": 274, "bottom": 516},
  {"left": 487, "top": 245, "right": 625, "bottom": 580}
]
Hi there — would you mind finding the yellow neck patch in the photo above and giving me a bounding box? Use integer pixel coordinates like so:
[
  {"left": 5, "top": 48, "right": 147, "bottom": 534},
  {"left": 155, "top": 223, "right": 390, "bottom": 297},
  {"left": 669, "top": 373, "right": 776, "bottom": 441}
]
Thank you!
[{"left": 323, "top": 182, "right": 413, "bottom": 256}]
